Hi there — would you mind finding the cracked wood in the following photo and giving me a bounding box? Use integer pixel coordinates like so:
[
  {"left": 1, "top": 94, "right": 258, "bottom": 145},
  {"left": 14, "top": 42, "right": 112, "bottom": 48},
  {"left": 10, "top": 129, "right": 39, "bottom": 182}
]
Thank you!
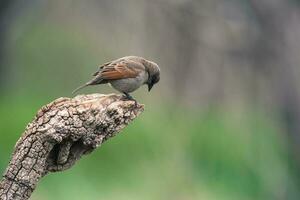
[{"left": 0, "top": 94, "right": 144, "bottom": 200}]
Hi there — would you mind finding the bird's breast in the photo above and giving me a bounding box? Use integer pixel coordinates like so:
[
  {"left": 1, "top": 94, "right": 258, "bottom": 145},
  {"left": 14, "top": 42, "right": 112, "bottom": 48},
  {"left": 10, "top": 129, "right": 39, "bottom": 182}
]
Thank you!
[{"left": 110, "top": 71, "right": 148, "bottom": 93}]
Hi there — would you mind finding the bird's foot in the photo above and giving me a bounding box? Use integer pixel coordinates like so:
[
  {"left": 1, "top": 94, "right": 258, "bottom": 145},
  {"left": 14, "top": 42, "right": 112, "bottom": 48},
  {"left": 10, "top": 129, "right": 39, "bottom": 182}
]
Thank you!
[{"left": 122, "top": 93, "right": 138, "bottom": 106}]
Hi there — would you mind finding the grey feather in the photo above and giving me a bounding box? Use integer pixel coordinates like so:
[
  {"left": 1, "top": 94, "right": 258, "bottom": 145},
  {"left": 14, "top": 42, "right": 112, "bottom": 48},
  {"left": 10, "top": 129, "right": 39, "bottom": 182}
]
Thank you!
[{"left": 72, "top": 76, "right": 104, "bottom": 94}]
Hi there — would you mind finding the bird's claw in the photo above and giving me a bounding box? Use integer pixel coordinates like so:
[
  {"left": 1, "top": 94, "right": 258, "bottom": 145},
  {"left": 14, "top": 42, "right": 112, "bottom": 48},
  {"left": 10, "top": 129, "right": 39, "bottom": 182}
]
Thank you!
[{"left": 122, "top": 93, "right": 138, "bottom": 107}]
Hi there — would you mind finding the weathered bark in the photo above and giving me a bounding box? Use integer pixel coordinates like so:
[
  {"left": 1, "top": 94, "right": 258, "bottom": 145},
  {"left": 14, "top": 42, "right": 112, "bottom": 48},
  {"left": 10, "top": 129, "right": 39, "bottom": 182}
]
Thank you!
[{"left": 0, "top": 93, "right": 144, "bottom": 200}]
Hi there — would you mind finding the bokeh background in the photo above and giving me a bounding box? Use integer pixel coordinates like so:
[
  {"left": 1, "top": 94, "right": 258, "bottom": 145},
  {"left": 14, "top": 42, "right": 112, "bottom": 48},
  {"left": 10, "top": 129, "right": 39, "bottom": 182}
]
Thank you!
[{"left": 1, "top": 0, "right": 300, "bottom": 199}]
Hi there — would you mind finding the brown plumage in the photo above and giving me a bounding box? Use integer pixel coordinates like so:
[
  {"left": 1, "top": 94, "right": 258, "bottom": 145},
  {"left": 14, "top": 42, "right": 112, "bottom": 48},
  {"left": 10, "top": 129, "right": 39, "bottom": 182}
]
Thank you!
[{"left": 73, "top": 56, "right": 160, "bottom": 101}]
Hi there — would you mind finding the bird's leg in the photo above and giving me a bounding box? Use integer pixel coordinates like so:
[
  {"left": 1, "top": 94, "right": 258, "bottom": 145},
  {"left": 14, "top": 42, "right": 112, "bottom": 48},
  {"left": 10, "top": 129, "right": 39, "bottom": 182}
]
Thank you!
[
  {"left": 123, "top": 92, "right": 138, "bottom": 106},
  {"left": 123, "top": 92, "right": 133, "bottom": 100}
]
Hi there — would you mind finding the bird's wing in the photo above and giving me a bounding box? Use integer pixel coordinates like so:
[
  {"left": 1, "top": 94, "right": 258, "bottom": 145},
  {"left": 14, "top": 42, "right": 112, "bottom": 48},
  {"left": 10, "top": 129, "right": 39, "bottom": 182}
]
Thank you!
[
  {"left": 95, "top": 60, "right": 144, "bottom": 80},
  {"left": 93, "top": 61, "right": 112, "bottom": 76}
]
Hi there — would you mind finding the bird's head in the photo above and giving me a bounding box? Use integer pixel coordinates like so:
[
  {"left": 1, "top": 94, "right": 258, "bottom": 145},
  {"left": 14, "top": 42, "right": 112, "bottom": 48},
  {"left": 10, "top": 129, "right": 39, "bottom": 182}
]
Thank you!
[{"left": 144, "top": 61, "right": 160, "bottom": 91}]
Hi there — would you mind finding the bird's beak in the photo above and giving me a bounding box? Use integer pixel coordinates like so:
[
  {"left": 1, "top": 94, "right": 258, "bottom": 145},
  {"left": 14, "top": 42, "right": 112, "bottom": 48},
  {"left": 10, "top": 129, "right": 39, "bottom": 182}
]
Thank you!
[{"left": 148, "top": 83, "right": 153, "bottom": 91}]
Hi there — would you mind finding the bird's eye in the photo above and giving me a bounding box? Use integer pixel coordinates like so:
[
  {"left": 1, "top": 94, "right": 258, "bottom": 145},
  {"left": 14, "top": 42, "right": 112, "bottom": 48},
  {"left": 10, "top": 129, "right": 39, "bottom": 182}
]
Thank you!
[{"left": 153, "top": 74, "right": 160, "bottom": 84}]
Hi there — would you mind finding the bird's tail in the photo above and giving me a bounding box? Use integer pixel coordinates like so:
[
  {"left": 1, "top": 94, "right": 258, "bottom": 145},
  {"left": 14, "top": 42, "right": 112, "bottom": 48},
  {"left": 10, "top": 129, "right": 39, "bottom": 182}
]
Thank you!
[
  {"left": 72, "top": 83, "right": 89, "bottom": 94},
  {"left": 72, "top": 77, "right": 104, "bottom": 94}
]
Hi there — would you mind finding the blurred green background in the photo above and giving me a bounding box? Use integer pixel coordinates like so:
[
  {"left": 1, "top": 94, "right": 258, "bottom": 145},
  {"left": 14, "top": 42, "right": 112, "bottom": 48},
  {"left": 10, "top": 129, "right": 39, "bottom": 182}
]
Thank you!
[{"left": 1, "top": 0, "right": 300, "bottom": 199}]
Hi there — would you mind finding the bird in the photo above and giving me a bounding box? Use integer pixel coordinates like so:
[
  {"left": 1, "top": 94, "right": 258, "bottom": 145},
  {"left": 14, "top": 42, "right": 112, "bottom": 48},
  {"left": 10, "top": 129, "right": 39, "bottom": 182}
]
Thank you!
[{"left": 72, "top": 56, "right": 160, "bottom": 102}]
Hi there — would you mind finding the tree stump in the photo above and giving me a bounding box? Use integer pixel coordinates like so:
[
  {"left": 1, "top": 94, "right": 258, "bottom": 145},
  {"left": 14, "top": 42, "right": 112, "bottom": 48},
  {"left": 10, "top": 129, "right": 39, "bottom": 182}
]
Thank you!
[{"left": 0, "top": 94, "right": 144, "bottom": 200}]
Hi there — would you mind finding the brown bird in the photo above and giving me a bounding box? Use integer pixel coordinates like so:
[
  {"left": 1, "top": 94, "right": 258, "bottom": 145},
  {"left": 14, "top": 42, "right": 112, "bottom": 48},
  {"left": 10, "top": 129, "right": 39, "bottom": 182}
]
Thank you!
[{"left": 73, "top": 56, "right": 160, "bottom": 101}]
